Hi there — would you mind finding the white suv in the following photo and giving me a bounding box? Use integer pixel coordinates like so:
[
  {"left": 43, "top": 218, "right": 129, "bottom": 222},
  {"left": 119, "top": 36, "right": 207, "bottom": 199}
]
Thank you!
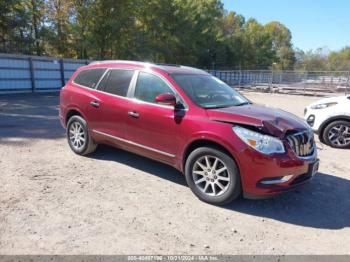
[{"left": 304, "top": 95, "right": 350, "bottom": 148}]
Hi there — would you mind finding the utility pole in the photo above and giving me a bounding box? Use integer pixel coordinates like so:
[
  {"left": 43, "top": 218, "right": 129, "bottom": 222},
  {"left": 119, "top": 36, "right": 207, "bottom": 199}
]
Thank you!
[
  {"left": 347, "top": 71, "right": 350, "bottom": 95},
  {"left": 270, "top": 62, "right": 277, "bottom": 92},
  {"left": 238, "top": 63, "right": 242, "bottom": 89}
]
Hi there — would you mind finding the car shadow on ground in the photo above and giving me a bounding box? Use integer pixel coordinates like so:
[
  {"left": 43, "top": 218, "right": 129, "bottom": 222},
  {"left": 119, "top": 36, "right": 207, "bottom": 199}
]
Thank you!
[
  {"left": 90, "top": 145, "right": 187, "bottom": 186},
  {"left": 92, "top": 145, "right": 350, "bottom": 230},
  {"left": 226, "top": 172, "right": 350, "bottom": 230},
  {"left": 0, "top": 93, "right": 63, "bottom": 145}
]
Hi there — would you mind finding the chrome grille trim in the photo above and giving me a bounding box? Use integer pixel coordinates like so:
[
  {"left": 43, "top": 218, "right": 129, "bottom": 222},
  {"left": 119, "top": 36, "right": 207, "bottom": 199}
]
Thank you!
[{"left": 286, "top": 130, "right": 315, "bottom": 158}]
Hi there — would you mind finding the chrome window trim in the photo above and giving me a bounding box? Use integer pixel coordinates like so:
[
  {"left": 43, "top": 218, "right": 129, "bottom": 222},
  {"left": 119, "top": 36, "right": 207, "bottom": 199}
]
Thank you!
[
  {"left": 72, "top": 67, "right": 108, "bottom": 89},
  {"left": 128, "top": 97, "right": 187, "bottom": 110},
  {"left": 95, "top": 69, "right": 110, "bottom": 90},
  {"left": 72, "top": 67, "right": 189, "bottom": 110},
  {"left": 126, "top": 69, "right": 139, "bottom": 98},
  {"left": 130, "top": 70, "right": 189, "bottom": 110},
  {"left": 92, "top": 129, "right": 176, "bottom": 158},
  {"left": 97, "top": 68, "right": 137, "bottom": 97},
  {"left": 73, "top": 68, "right": 137, "bottom": 100}
]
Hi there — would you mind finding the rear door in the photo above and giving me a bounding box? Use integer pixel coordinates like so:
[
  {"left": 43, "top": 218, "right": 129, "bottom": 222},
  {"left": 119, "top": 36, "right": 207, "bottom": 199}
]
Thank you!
[{"left": 87, "top": 68, "right": 135, "bottom": 141}]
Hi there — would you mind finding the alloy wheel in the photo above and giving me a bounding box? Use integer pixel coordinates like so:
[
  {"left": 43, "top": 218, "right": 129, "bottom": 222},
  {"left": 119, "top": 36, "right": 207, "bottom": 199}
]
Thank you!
[
  {"left": 69, "top": 121, "right": 86, "bottom": 150},
  {"left": 328, "top": 124, "right": 350, "bottom": 147},
  {"left": 192, "top": 155, "right": 230, "bottom": 197}
]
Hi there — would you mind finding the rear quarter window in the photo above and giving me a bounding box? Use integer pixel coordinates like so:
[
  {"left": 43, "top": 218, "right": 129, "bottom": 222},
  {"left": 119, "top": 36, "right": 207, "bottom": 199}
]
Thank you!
[
  {"left": 73, "top": 68, "right": 106, "bottom": 89},
  {"left": 99, "top": 69, "right": 135, "bottom": 97}
]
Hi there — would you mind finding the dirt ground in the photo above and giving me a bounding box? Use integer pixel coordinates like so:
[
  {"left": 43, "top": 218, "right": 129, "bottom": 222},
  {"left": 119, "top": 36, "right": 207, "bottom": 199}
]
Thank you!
[{"left": 0, "top": 92, "right": 349, "bottom": 255}]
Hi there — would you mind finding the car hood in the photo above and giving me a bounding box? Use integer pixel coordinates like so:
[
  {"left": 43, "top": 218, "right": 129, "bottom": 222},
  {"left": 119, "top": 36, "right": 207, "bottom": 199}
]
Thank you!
[{"left": 207, "top": 103, "right": 309, "bottom": 138}]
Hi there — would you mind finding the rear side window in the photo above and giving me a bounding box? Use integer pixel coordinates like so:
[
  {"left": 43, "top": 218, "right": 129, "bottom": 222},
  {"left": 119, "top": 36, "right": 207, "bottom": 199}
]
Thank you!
[
  {"left": 73, "top": 68, "right": 106, "bottom": 88},
  {"left": 100, "top": 69, "right": 134, "bottom": 97},
  {"left": 134, "top": 72, "right": 174, "bottom": 103}
]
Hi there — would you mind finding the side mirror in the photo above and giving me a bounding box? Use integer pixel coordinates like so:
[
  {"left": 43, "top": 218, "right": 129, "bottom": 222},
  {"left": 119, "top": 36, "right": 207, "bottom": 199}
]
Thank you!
[{"left": 155, "top": 93, "right": 177, "bottom": 106}]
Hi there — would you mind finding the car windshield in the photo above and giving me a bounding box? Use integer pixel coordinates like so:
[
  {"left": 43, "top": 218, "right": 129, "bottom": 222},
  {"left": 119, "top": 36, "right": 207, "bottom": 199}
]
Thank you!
[{"left": 172, "top": 74, "right": 249, "bottom": 109}]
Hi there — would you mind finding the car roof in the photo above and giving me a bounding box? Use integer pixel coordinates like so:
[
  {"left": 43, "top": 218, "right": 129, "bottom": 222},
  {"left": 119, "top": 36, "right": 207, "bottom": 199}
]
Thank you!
[{"left": 89, "top": 60, "right": 209, "bottom": 75}]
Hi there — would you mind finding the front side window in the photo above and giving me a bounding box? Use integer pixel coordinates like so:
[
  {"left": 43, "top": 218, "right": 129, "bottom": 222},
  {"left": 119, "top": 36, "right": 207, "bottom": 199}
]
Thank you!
[
  {"left": 172, "top": 74, "right": 249, "bottom": 109},
  {"left": 73, "top": 68, "right": 106, "bottom": 88},
  {"left": 100, "top": 69, "right": 134, "bottom": 97},
  {"left": 134, "top": 72, "right": 175, "bottom": 104}
]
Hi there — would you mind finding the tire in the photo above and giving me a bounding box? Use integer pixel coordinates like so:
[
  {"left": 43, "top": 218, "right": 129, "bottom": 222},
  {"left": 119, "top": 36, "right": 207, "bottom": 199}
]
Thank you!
[
  {"left": 322, "top": 120, "right": 350, "bottom": 149},
  {"left": 184, "top": 146, "right": 241, "bottom": 205},
  {"left": 66, "top": 115, "right": 97, "bottom": 155}
]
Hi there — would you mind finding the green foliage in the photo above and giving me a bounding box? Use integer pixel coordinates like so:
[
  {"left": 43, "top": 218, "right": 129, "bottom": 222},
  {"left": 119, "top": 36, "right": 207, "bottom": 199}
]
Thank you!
[
  {"left": 264, "top": 21, "right": 295, "bottom": 69},
  {"left": 4, "top": 0, "right": 340, "bottom": 71},
  {"left": 328, "top": 47, "right": 350, "bottom": 71},
  {"left": 295, "top": 47, "right": 350, "bottom": 71},
  {"left": 0, "top": 0, "right": 31, "bottom": 54}
]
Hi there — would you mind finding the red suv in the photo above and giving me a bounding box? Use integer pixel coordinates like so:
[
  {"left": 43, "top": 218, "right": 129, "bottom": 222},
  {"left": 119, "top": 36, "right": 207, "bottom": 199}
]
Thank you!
[{"left": 60, "top": 61, "right": 319, "bottom": 205}]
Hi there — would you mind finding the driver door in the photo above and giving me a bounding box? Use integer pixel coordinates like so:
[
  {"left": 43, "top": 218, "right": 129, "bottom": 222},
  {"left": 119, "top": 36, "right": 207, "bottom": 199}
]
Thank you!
[{"left": 125, "top": 71, "right": 184, "bottom": 164}]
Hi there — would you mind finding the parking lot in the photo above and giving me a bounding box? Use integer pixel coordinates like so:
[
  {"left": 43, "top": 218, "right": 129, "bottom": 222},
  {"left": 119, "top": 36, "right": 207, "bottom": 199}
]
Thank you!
[{"left": 0, "top": 92, "right": 349, "bottom": 255}]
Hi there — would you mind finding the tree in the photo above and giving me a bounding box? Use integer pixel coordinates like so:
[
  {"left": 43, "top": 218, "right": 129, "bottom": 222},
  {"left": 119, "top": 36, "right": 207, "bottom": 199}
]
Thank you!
[
  {"left": 215, "top": 11, "right": 245, "bottom": 69},
  {"left": 264, "top": 21, "right": 295, "bottom": 69},
  {"left": 0, "top": 0, "right": 31, "bottom": 54},
  {"left": 45, "top": 0, "right": 75, "bottom": 57},
  {"left": 294, "top": 48, "right": 329, "bottom": 71},
  {"left": 71, "top": 0, "right": 93, "bottom": 59},
  {"left": 242, "top": 18, "right": 274, "bottom": 69},
  {"left": 328, "top": 47, "right": 350, "bottom": 71},
  {"left": 87, "top": 0, "right": 135, "bottom": 59},
  {"left": 2, "top": 0, "right": 345, "bottom": 72},
  {"left": 23, "top": 0, "right": 46, "bottom": 56}
]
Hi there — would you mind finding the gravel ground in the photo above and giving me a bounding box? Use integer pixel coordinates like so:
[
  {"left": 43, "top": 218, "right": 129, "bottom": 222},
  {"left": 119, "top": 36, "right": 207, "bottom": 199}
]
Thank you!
[{"left": 0, "top": 92, "right": 349, "bottom": 255}]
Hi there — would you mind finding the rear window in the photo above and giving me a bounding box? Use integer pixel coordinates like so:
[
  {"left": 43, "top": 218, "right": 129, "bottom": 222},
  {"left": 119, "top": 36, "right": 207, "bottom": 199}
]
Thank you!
[
  {"left": 73, "top": 68, "right": 106, "bottom": 88},
  {"left": 99, "top": 69, "right": 134, "bottom": 97}
]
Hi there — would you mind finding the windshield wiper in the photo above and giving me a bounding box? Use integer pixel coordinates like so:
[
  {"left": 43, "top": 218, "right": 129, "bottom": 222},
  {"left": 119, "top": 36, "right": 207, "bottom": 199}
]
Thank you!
[
  {"left": 204, "top": 101, "right": 251, "bottom": 109},
  {"left": 204, "top": 105, "right": 232, "bottom": 109},
  {"left": 235, "top": 101, "right": 251, "bottom": 106}
]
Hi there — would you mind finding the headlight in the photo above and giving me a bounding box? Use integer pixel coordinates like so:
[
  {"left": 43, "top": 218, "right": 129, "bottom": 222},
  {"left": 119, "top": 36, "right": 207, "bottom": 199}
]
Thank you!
[
  {"left": 233, "top": 126, "right": 285, "bottom": 155},
  {"left": 311, "top": 102, "right": 337, "bottom": 109}
]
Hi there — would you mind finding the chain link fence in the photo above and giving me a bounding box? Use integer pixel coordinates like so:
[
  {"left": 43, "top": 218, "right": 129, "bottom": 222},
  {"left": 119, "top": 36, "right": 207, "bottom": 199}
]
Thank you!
[{"left": 208, "top": 70, "right": 350, "bottom": 96}]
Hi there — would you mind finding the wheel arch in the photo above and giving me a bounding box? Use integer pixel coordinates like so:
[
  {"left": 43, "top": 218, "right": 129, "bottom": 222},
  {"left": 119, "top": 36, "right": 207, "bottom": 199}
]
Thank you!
[
  {"left": 65, "top": 108, "right": 85, "bottom": 125},
  {"left": 319, "top": 115, "right": 350, "bottom": 141},
  {"left": 182, "top": 139, "right": 239, "bottom": 173}
]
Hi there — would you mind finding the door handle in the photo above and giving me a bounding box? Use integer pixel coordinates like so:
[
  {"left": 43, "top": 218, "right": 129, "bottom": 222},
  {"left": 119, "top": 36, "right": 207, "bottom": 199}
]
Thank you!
[
  {"left": 128, "top": 111, "right": 139, "bottom": 118},
  {"left": 90, "top": 101, "right": 100, "bottom": 108}
]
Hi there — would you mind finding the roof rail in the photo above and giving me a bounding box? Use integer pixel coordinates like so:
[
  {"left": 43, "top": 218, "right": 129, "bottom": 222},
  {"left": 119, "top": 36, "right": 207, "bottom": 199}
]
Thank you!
[
  {"left": 89, "top": 60, "right": 186, "bottom": 68},
  {"left": 89, "top": 60, "right": 154, "bottom": 66},
  {"left": 155, "top": 63, "right": 182, "bottom": 67},
  {"left": 88, "top": 60, "right": 206, "bottom": 74}
]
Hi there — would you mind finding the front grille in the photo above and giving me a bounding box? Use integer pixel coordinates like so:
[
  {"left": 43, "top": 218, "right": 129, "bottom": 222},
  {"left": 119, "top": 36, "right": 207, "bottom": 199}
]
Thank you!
[{"left": 286, "top": 130, "right": 315, "bottom": 157}]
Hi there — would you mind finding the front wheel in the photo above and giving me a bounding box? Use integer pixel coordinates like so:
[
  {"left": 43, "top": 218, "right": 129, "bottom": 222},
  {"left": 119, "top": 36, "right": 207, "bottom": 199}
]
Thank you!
[
  {"left": 322, "top": 120, "right": 350, "bottom": 149},
  {"left": 184, "top": 147, "right": 241, "bottom": 205}
]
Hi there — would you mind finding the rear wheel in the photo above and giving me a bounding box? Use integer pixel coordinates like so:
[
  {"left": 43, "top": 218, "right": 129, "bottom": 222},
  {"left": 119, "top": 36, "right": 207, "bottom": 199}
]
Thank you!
[
  {"left": 322, "top": 120, "right": 350, "bottom": 148},
  {"left": 185, "top": 147, "right": 241, "bottom": 205},
  {"left": 67, "top": 115, "right": 97, "bottom": 155}
]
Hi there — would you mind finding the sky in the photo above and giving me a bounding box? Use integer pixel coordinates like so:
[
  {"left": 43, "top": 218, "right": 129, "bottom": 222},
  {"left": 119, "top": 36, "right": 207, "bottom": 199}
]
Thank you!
[{"left": 221, "top": 0, "right": 350, "bottom": 52}]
